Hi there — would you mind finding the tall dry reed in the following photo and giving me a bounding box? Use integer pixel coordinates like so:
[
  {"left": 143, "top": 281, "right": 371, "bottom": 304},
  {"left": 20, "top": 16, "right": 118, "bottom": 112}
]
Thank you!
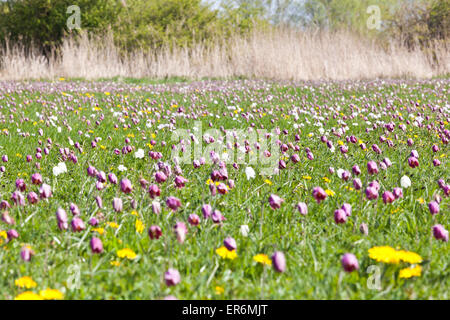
[{"left": 0, "top": 28, "right": 448, "bottom": 80}]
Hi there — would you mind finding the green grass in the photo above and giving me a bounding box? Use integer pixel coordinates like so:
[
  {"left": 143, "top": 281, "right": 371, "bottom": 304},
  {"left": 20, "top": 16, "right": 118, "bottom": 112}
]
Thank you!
[{"left": 0, "top": 78, "right": 448, "bottom": 300}]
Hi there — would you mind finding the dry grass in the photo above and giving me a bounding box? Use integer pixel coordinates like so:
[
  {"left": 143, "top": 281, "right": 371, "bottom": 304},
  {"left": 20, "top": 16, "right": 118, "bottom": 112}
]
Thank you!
[{"left": 0, "top": 28, "right": 448, "bottom": 81}]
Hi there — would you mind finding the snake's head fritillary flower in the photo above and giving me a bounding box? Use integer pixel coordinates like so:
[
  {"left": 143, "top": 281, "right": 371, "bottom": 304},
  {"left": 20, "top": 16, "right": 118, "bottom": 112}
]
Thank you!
[
  {"left": 166, "top": 196, "right": 181, "bottom": 211},
  {"left": 353, "top": 178, "right": 362, "bottom": 190},
  {"left": 39, "top": 183, "right": 52, "bottom": 199},
  {"left": 365, "top": 186, "right": 379, "bottom": 200},
  {"left": 15, "top": 179, "right": 26, "bottom": 192},
  {"left": 152, "top": 200, "right": 161, "bottom": 214},
  {"left": 334, "top": 209, "right": 347, "bottom": 224},
  {"left": 71, "top": 217, "right": 86, "bottom": 232},
  {"left": 217, "top": 183, "right": 228, "bottom": 194},
  {"left": 164, "top": 268, "right": 181, "bottom": 287},
  {"left": 87, "top": 166, "right": 97, "bottom": 177},
  {"left": 90, "top": 237, "right": 103, "bottom": 254},
  {"left": 20, "top": 246, "right": 34, "bottom": 262},
  {"left": 272, "top": 251, "right": 286, "bottom": 273},
  {"left": 120, "top": 178, "right": 133, "bottom": 194},
  {"left": 352, "top": 165, "right": 361, "bottom": 176},
  {"left": 312, "top": 187, "right": 327, "bottom": 203},
  {"left": 341, "top": 253, "right": 359, "bottom": 272},
  {"left": 188, "top": 214, "right": 200, "bottom": 226},
  {"left": 154, "top": 171, "right": 167, "bottom": 183},
  {"left": 149, "top": 225, "right": 162, "bottom": 240},
  {"left": 223, "top": 237, "right": 237, "bottom": 251},
  {"left": 31, "top": 173, "right": 42, "bottom": 185},
  {"left": 408, "top": 156, "right": 419, "bottom": 168},
  {"left": 174, "top": 222, "right": 187, "bottom": 243},
  {"left": 95, "top": 195, "right": 103, "bottom": 209},
  {"left": 432, "top": 224, "right": 448, "bottom": 242},
  {"left": 2, "top": 211, "right": 15, "bottom": 225},
  {"left": 174, "top": 176, "right": 188, "bottom": 188},
  {"left": 108, "top": 173, "right": 118, "bottom": 184},
  {"left": 97, "top": 171, "right": 106, "bottom": 183},
  {"left": 27, "top": 191, "right": 39, "bottom": 204},
  {"left": 291, "top": 153, "right": 300, "bottom": 163},
  {"left": 382, "top": 191, "right": 395, "bottom": 204},
  {"left": 268, "top": 194, "right": 284, "bottom": 210},
  {"left": 202, "top": 204, "right": 212, "bottom": 219},
  {"left": 88, "top": 217, "right": 99, "bottom": 227},
  {"left": 297, "top": 202, "right": 308, "bottom": 215},
  {"left": 341, "top": 203, "right": 352, "bottom": 216},
  {"left": 7, "top": 229, "right": 19, "bottom": 241},
  {"left": 393, "top": 187, "right": 403, "bottom": 199},
  {"left": 367, "top": 161, "right": 378, "bottom": 175},
  {"left": 148, "top": 184, "right": 161, "bottom": 198},
  {"left": 359, "top": 223, "right": 369, "bottom": 235},
  {"left": 112, "top": 197, "right": 123, "bottom": 212},
  {"left": 211, "top": 210, "right": 225, "bottom": 223},
  {"left": 428, "top": 201, "right": 440, "bottom": 215}
]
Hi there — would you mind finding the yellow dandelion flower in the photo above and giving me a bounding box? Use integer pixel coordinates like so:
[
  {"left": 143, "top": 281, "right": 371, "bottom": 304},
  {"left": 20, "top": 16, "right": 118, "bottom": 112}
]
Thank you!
[
  {"left": 15, "top": 291, "right": 43, "bottom": 300},
  {"left": 416, "top": 198, "right": 425, "bottom": 204},
  {"left": 253, "top": 254, "right": 272, "bottom": 266},
  {"left": 397, "top": 250, "right": 423, "bottom": 264},
  {"left": 107, "top": 222, "right": 119, "bottom": 229},
  {"left": 117, "top": 248, "right": 137, "bottom": 260},
  {"left": 337, "top": 140, "right": 344, "bottom": 146},
  {"left": 15, "top": 276, "right": 37, "bottom": 289},
  {"left": 92, "top": 228, "right": 105, "bottom": 235},
  {"left": 322, "top": 177, "right": 330, "bottom": 183},
  {"left": 325, "top": 189, "right": 335, "bottom": 196},
  {"left": 206, "top": 179, "right": 213, "bottom": 185},
  {"left": 110, "top": 260, "right": 121, "bottom": 267},
  {"left": 215, "top": 286, "right": 225, "bottom": 295},
  {"left": 135, "top": 219, "right": 145, "bottom": 234},
  {"left": 131, "top": 210, "right": 139, "bottom": 216},
  {"left": 39, "top": 289, "right": 64, "bottom": 300},
  {"left": 368, "top": 246, "right": 401, "bottom": 264},
  {"left": 369, "top": 246, "right": 422, "bottom": 264},
  {"left": 216, "top": 246, "right": 237, "bottom": 260},
  {"left": 264, "top": 179, "right": 273, "bottom": 185},
  {"left": 303, "top": 175, "right": 312, "bottom": 180},
  {"left": 399, "top": 265, "right": 422, "bottom": 279},
  {"left": 0, "top": 231, "right": 7, "bottom": 239}
]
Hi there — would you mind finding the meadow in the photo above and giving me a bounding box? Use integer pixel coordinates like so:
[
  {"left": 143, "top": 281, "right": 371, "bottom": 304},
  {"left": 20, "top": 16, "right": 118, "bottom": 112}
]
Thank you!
[{"left": 0, "top": 78, "right": 448, "bottom": 300}]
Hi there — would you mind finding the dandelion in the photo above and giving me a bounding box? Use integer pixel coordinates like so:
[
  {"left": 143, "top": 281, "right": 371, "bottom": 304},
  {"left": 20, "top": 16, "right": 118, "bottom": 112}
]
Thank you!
[
  {"left": 399, "top": 265, "right": 422, "bottom": 279},
  {"left": 107, "top": 222, "right": 119, "bottom": 229},
  {"left": 215, "top": 286, "right": 225, "bottom": 295},
  {"left": 368, "top": 246, "right": 401, "bottom": 264},
  {"left": 14, "top": 291, "right": 43, "bottom": 300},
  {"left": 15, "top": 276, "right": 37, "bottom": 289},
  {"left": 216, "top": 246, "right": 237, "bottom": 260},
  {"left": 135, "top": 219, "right": 145, "bottom": 234},
  {"left": 117, "top": 248, "right": 137, "bottom": 260},
  {"left": 253, "top": 253, "right": 272, "bottom": 266},
  {"left": 39, "top": 289, "right": 64, "bottom": 300}
]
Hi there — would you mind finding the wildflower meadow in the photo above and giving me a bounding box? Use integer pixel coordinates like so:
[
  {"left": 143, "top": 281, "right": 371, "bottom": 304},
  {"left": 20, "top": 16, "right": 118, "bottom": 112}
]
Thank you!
[{"left": 0, "top": 78, "right": 448, "bottom": 300}]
